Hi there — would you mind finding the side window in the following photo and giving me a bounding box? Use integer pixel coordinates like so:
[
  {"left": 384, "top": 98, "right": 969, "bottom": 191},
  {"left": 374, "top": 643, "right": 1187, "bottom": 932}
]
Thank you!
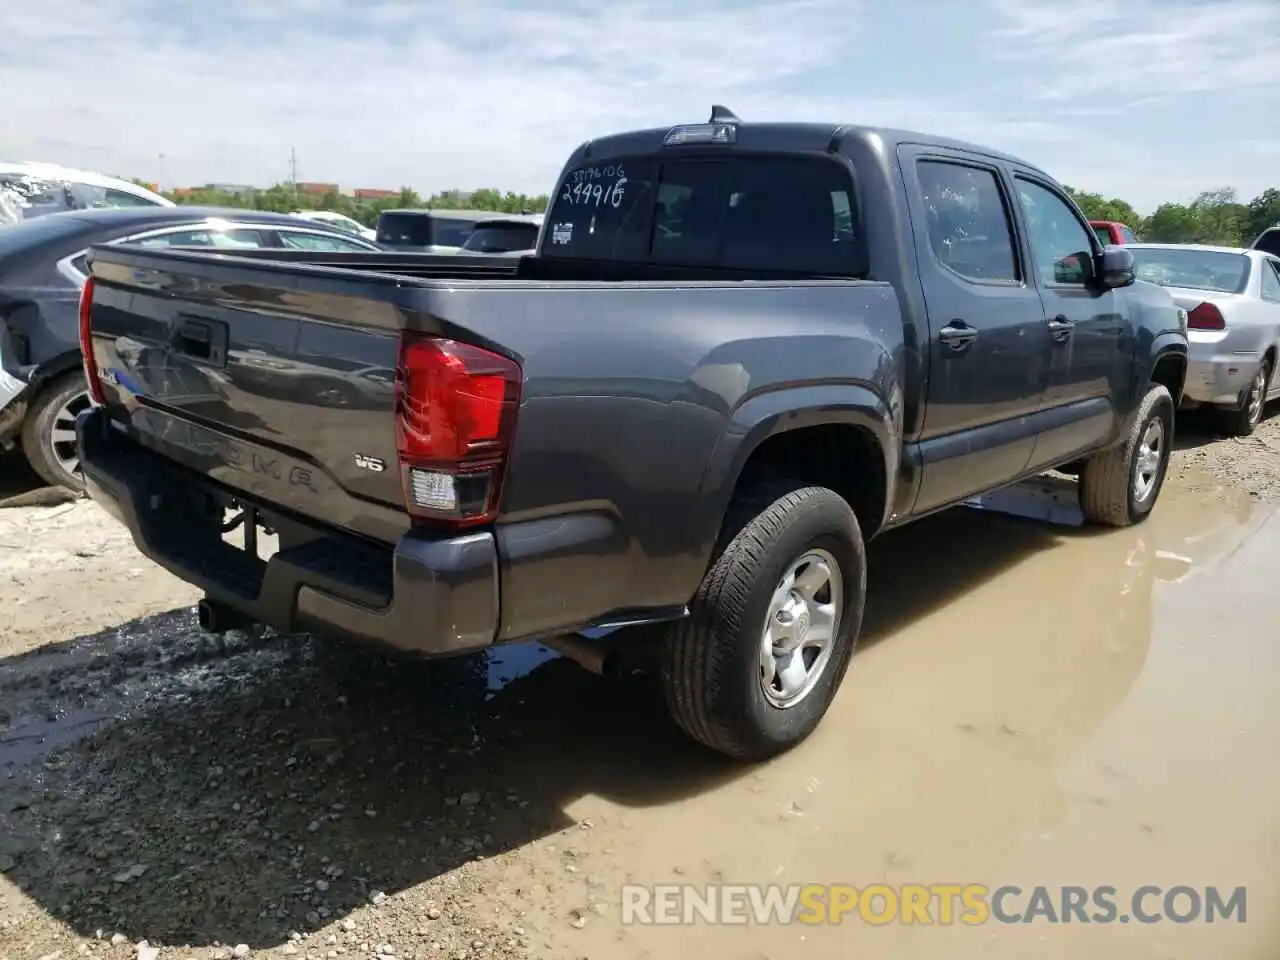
[
  {"left": 916, "top": 160, "right": 1018, "bottom": 283},
  {"left": 103, "top": 188, "right": 160, "bottom": 208},
  {"left": 1014, "top": 178, "right": 1097, "bottom": 286},
  {"left": 1120, "top": 226, "right": 1138, "bottom": 244},
  {"left": 1260, "top": 259, "right": 1280, "bottom": 302},
  {"left": 136, "top": 228, "right": 270, "bottom": 249},
  {"left": 1093, "top": 226, "right": 1112, "bottom": 246},
  {"left": 280, "top": 231, "right": 369, "bottom": 251}
]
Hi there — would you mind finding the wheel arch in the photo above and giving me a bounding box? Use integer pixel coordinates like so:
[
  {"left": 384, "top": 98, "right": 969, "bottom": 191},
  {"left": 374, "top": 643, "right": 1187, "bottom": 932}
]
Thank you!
[{"left": 700, "top": 384, "right": 900, "bottom": 559}]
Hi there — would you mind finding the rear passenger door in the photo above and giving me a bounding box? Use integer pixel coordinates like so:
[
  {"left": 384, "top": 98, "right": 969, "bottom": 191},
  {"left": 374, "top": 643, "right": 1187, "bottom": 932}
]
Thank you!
[
  {"left": 1010, "top": 173, "right": 1126, "bottom": 469},
  {"left": 898, "top": 147, "right": 1051, "bottom": 514}
]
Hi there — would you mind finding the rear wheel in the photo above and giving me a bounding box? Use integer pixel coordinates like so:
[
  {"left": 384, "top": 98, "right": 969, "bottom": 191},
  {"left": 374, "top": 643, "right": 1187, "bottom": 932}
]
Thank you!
[
  {"left": 660, "top": 482, "right": 866, "bottom": 761},
  {"left": 1078, "top": 382, "right": 1173, "bottom": 527},
  {"left": 20, "top": 371, "right": 91, "bottom": 493},
  {"left": 1219, "top": 358, "right": 1271, "bottom": 437}
]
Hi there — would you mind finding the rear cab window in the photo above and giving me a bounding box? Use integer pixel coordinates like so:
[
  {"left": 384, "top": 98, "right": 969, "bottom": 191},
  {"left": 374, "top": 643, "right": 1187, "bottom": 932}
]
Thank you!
[
  {"left": 461, "top": 221, "right": 540, "bottom": 253},
  {"left": 541, "top": 153, "right": 866, "bottom": 275},
  {"left": 377, "top": 213, "right": 477, "bottom": 248}
]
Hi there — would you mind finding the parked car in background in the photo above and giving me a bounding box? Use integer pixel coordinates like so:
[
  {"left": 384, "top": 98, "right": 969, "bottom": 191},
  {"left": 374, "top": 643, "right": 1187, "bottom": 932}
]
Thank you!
[
  {"left": 76, "top": 107, "right": 1188, "bottom": 762},
  {"left": 1090, "top": 220, "right": 1138, "bottom": 245},
  {"left": 1129, "top": 243, "right": 1280, "bottom": 435},
  {"left": 1252, "top": 224, "right": 1280, "bottom": 258},
  {"left": 457, "top": 214, "right": 544, "bottom": 255},
  {"left": 290, "top": 209, "right": 378, "bottom": 242},
  {"left": 0, "top": 161, "right": 172, "bottom": 222},
  {"left": 0, "top": 206, "right": 379, "bottom": 491},
  {"left": 374, "top": 208, "right": 511, "bottom": 253}
]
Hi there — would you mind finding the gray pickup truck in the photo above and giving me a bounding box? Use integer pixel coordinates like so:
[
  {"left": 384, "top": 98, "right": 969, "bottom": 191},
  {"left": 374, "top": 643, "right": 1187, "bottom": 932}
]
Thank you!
[{"left": 75, "top": 108, "right": 1188, "bottom": 761}]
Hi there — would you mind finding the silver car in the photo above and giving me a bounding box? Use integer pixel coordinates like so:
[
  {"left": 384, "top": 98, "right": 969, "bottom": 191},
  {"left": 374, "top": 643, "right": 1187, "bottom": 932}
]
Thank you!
[{"left": 1128, "top": 243, "right": 1280, "bottom": 435}]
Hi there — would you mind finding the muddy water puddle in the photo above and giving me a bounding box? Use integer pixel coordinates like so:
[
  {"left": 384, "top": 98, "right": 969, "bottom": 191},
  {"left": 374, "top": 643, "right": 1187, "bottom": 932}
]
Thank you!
[{"left": 559, "top": 480, "right": 1280, "bottom": 958}]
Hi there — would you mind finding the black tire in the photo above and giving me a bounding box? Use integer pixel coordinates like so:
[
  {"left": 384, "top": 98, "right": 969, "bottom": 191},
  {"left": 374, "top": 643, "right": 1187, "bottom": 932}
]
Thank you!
[
  {"left": 1078, "top": 383, "right": 1174, "bottom": 527},
  {"left": 20, "top": 371, "right": 92, "bottom": 493},
  {"left": 660, "top": 482, "right": 867, "bottom": 761},
  {"left": 1218, "top": 358, "right": 1271, "bottom": 438}
]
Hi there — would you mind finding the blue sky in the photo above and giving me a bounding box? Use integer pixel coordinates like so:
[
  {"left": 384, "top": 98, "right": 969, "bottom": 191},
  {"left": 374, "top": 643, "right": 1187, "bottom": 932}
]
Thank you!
[{"left": 1, "top": 0, "right": 1276, "bottom": 213}]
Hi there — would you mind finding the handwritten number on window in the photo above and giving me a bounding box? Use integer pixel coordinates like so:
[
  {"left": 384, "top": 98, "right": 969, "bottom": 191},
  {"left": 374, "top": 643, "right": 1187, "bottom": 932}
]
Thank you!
[{"left": 559, "top": 176, "right": 627, "bottom": 209}]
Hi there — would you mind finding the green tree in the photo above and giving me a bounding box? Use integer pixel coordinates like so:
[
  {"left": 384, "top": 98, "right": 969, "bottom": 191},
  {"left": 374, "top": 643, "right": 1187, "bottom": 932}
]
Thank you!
[
  {"left": 1064, "top": 186, "right": 1140, "bottom": 228},
  {"left": 1142, "top": 203, "right": 1203, "bottom": 243},
  {"left": 1245, "top": 188, "right": 1280, "bottom": 244},
  {"left": 1189, "top": 188, "right": 1248, "bottom": 246}
]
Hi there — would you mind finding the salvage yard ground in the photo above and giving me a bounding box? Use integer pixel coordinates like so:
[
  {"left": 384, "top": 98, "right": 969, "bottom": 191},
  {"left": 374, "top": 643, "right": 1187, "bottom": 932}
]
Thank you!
[{"left": 2, "top": 410, "right": 1279, "bottom": 960}]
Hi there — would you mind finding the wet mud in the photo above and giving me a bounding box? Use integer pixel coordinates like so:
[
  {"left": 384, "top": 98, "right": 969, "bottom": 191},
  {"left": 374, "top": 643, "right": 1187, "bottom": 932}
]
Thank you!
[{"left": 1, "top": 418, "right": 1279, "bottom": 959}]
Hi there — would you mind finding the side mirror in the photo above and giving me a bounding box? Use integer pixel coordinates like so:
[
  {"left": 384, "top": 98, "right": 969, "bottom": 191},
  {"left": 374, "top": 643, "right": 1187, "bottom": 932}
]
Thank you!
[{"left": 1095, "top": 245, "right": 1136, "bottom": 289}]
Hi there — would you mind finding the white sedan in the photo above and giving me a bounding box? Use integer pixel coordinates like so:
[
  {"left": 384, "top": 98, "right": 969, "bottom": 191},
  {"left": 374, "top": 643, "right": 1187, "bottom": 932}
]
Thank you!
[
  {"left": 1129, "top": 243, "right": 1280, "bottom": 436},
  {"left": 290, "top": 209, "right": 377, "bottom": 242}
]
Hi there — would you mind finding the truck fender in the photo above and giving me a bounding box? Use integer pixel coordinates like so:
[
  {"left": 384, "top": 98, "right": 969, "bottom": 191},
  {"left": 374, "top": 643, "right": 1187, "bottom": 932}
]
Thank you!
[
  {"left": 1140, "top": 334, "right": 1189, "bottom": 406},
  {"left": 696, "top": 382, "right": 900, "bottom": 547}
]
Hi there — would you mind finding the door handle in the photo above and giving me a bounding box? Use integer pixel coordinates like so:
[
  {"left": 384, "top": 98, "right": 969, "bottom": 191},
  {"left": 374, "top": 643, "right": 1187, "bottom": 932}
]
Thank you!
[
  {"left": 938, "top": 321, "right": 978, "bottom": 352},
  {"left": 1047, "top": 315, "right": 1074, "bottom": 342}
]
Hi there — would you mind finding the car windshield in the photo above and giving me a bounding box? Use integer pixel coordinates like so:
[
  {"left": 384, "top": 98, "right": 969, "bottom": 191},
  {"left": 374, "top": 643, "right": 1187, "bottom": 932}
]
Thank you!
[
  {"left": 461, "top": 222, "right": 539, "bottom": 253},
  {"left": 1130, "top": 248, "right": 1251, "bottom": 293}
]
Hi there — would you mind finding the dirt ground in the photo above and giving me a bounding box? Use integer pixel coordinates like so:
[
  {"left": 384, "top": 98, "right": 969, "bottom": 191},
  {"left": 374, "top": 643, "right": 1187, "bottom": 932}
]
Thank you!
[{"left": 2, "top": 408, "right": 1279, "bottom": 960}]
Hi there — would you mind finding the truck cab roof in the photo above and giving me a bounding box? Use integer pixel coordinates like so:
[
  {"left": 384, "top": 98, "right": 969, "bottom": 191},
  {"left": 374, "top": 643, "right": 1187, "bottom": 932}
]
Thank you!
[{"left": 572, "top": 117, "right": 1053, "bottom": 180}]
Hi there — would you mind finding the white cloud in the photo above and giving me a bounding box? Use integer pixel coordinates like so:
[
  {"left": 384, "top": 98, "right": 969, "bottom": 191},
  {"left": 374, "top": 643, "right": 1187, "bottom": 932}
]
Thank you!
[
  {"left": 987, "top": 0, "right": 1280, "bottom": 103},
  {"left": 0, "top": 0, "right": 876, "bottom": 193},
  {"left": 0, "top": 0, "right": 1276, "bottom": 213}
]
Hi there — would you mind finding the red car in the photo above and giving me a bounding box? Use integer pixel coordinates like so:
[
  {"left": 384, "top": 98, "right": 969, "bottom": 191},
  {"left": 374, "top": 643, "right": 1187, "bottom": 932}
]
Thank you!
[{"left": 1090, "top": 220, "right": 1138, "bottom": 245}]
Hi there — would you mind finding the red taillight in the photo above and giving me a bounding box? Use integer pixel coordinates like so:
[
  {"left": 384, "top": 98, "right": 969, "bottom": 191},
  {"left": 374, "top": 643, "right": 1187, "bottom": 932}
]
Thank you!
[
  {"left": 1187, "top": 302, "right": 1226, "bottom": 331},
  {"left": 78, "top": 276, "right": 107, "bottom": 405},
  {"left": 395, "top": 333, "right": 522, "bottom": 527}
]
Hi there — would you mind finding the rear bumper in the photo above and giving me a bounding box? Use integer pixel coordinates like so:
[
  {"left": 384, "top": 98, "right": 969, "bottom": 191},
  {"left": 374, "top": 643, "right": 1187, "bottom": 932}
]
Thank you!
[
  {"left": 0, "top": 329, "right": 31, "bottom": 443},
  {"left": 1182, "top": 351, "right": 1260, "bottom": 407},
  {"left": 76, "top": 407, "right": 498, "bottom": 658}
]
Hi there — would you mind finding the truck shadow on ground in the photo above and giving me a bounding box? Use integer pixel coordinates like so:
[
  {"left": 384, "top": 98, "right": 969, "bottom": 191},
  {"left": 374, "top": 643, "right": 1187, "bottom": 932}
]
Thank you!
[
  {"left": 0, "top": 484, "right": 1091, "bottom": 948},
  {"left": 0, "top": 450, "right": 76, "bottom": 508}
]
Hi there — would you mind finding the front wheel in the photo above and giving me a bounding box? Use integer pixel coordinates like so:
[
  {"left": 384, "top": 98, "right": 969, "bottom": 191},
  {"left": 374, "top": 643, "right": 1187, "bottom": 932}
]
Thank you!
[
  {"left": 1078, "top": 383, "right": 1174, "bottom": 527},
  {"left": 660, "top": 482, "right": 867, "bottom": 761}
]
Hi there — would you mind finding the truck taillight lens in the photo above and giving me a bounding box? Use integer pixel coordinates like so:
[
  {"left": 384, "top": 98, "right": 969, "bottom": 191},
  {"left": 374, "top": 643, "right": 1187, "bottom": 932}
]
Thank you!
[
  {"left": 1187, "top": 302, "right": 1226, "bottom": 331},
  {"left": 78, "top": 276, "right": 107, "bottom": 405},
  {"left": 395, "top": 333, "right": 522, "bottom": 526}
]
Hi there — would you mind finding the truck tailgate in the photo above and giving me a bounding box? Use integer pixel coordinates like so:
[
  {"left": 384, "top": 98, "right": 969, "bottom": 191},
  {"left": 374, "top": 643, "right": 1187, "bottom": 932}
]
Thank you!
[{"left": 85, "top": 247, "right": 418, "bottom": 542}]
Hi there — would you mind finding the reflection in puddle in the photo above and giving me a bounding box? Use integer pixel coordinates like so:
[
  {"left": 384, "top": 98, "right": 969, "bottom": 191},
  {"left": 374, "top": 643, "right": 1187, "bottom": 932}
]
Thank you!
[
  {"left": 964, "top": 475, "right": 1085, "bottom": 526},
  {"left": 483, "top": 642, "right": 560, "bottom": 697},
  {"left": 0, "top": 708, "right": 114, "bottom": 771}
]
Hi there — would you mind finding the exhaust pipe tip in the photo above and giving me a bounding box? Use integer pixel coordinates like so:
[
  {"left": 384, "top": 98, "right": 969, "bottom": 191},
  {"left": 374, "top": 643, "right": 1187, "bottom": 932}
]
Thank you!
[
  {"left": 197, "top": 597, "right": 255, "bottom": 635},
  {"left": 196, "top": 598, "right": 216, "bottom": 633}
]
